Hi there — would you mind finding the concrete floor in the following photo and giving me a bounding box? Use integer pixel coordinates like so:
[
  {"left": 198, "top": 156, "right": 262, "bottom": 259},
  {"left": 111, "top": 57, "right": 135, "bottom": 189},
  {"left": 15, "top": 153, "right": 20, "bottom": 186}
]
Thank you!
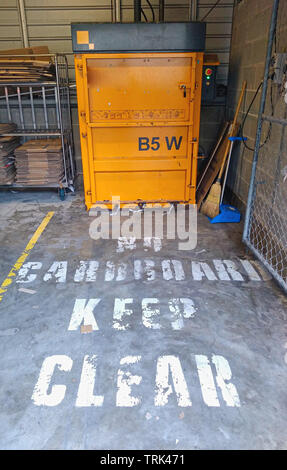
[{"left": 0, "top": 190, "right": 286, "bottom": 450}]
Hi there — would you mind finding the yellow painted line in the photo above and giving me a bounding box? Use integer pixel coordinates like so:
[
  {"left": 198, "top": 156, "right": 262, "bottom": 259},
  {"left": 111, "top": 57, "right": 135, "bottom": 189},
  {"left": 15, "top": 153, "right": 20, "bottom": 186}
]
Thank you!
[{"left": 0, "top": 211, "right": 54, "bottom": 303}]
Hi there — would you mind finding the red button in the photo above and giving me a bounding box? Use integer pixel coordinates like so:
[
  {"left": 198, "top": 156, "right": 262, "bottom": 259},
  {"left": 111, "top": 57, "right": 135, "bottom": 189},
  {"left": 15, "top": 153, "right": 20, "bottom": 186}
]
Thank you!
[{"left": 205, "top": 68, "right": 213, "bottom": 76}]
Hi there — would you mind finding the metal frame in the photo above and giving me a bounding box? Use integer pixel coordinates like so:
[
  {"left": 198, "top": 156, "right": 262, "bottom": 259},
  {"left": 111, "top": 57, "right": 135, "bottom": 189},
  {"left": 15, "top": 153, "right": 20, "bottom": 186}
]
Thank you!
[{"left": 0, "top": 53, "right": 76, "bottom": 192}]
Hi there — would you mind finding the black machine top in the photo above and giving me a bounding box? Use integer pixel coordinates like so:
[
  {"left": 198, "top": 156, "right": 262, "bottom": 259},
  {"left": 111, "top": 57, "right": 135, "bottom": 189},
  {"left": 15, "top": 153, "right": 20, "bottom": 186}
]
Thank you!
[{"left": 71, "top": 22, "right": 206, "bottom": 54}]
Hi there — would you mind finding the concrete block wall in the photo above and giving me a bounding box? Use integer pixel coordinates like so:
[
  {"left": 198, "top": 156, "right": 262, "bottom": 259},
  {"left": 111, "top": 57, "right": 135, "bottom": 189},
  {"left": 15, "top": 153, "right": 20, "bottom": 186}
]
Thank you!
[
  {"left": 226, "top": 0, "right": 287, "bottom": 211},
  {"left": 226, "top": 0, "right": 272, "bottom": 209}
]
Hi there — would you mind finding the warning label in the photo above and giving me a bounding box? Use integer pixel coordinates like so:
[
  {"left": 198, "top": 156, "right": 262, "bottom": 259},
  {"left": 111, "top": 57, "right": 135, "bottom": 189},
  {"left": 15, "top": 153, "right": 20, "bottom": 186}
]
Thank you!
[{"left": 91, "top": 109, "right": 186, "bottom": 121}]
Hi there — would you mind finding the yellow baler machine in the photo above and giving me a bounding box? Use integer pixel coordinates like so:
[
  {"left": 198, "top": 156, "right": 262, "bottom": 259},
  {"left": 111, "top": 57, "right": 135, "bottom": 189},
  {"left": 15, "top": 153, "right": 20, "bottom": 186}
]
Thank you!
[{"left": 72, "top": 22, "right": 218, "bottom": 210}]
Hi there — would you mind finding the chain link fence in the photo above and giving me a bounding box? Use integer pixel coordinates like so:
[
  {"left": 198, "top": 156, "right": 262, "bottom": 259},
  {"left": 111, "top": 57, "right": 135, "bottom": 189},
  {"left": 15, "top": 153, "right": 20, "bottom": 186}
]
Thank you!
[{"left": 243, "top": 0, "right": 287, "bottom": 293}]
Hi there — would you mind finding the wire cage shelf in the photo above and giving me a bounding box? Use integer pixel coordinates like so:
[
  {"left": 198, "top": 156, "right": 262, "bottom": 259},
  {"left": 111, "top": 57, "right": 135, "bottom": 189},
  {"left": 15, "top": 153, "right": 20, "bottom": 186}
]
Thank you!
[{"left": 0, "top": 53, "right": 76, "bottom": 195}]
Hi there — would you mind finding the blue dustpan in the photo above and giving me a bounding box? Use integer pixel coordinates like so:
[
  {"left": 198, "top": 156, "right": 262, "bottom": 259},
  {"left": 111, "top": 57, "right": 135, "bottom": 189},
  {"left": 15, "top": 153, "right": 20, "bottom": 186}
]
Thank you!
[{"left": 208, "top": 204, "right": 241, "bottom": 224}]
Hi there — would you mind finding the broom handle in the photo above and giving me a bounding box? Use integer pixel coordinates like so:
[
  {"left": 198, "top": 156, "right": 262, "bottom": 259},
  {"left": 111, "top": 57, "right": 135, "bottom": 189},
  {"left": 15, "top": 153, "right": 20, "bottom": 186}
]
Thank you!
[
  {"left": 217, "top": 133, "right": 232, "bottom": 181},
  {"left": 220, "top": 140, "right": 234, "bottom": 204},
  {"left": 217, "top": 80, "right": 247, "bottom": 181}
]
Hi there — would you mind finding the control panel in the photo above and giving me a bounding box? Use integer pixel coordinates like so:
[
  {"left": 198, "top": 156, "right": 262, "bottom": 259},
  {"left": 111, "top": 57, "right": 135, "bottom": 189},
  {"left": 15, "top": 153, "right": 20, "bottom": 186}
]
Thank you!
[{"left": 201, "top": 65, "right": 217, "bottom": 103}]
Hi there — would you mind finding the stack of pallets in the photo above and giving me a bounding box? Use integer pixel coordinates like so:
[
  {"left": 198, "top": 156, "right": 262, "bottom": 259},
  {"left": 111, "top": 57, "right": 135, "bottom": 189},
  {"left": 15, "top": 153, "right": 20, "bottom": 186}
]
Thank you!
[
  {"left": 0, "top": 123, "right": 19, "bottom": 185},
  {"left": 14, "top": 138, "right": 64, "bottom": 186}
]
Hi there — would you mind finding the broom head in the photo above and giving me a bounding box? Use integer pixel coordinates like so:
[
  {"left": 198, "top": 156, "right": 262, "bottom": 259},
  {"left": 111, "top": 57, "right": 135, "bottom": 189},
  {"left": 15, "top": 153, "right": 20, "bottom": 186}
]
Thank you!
[{"left": 200, "top": 180, "right": 221, "bottom": 219}]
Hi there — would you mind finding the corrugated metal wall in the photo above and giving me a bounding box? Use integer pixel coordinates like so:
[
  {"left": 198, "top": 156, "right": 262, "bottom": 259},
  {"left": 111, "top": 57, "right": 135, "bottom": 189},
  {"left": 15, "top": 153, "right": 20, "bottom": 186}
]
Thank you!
[
  {"left": 0, "top": 1, "right": 233, "bottom": 83},
  {"left": 0, "top": 1, "right": 22, "bottom": 49},
  {"left": 0, "top": 0, "right": 234, "bottom": 182}
]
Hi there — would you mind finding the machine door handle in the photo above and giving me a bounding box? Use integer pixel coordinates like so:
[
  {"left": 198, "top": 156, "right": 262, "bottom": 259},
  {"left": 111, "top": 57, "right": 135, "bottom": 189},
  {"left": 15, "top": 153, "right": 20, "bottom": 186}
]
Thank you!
[
  {"left": 180, "top": 84, "right": 187, "bottom": 98},
  {"left": 179, "top": 84, "right": 190, "bottom": 98}
]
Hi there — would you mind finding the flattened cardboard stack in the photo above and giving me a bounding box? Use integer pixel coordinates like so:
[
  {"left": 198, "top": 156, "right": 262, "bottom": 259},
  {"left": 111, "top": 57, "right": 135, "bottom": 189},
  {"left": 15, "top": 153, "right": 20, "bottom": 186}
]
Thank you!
[
  {"left": 14, "top": 138, "right": 64, "bottom": 185},
  {"left": 0, "top": 59, "right": 55, "bottom": 83},
  {"left": 0, "top": 46, "right": 55, "bottom": 83},
  {"left": 0, "top": 123, "right": 19, "bottom": 185}
]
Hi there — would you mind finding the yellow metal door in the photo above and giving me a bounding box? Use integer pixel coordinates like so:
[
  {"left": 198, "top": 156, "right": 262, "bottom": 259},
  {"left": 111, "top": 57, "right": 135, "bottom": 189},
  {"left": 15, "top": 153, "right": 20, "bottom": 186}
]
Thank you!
[{"left": 75, "top": 52, "right": 203, "bottom": 210}]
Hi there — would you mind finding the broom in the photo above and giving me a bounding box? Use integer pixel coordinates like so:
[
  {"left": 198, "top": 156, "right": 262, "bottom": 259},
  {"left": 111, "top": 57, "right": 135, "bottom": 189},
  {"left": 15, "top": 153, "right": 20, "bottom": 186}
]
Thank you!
[{"left": 201, "top": 81, "right": 247, "bottom": 219}]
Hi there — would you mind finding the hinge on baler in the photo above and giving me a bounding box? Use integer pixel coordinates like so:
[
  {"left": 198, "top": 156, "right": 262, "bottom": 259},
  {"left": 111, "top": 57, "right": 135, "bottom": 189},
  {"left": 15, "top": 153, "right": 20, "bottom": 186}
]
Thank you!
[{"left": 77, "top": 62, "right": 83, "bottom": 73}]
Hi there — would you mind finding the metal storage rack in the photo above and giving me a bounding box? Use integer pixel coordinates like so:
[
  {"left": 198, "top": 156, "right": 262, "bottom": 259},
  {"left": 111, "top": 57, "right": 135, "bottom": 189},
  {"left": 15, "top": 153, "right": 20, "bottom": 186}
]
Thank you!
[{"left": 0, "top": 53, "right": 76, "bottom": 198}]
